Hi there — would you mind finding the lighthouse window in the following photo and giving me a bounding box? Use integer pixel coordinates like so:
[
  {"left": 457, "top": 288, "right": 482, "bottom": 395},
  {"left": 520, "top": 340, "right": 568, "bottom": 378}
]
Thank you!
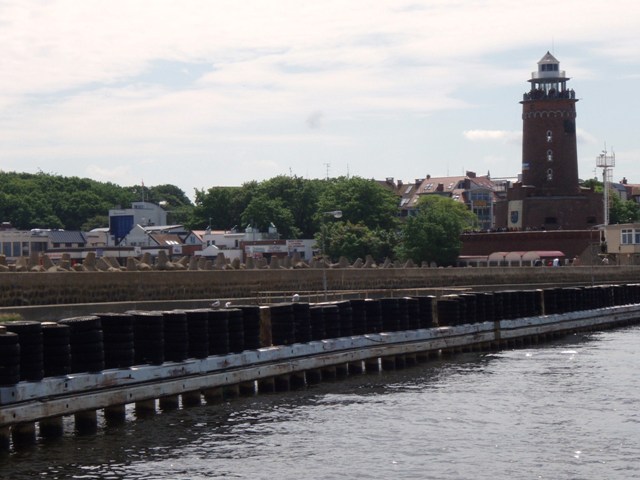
[
  {"left": 546, "top": 130, "right": 553, "bottom": 142},
  {"left": 547, "top": 169, "right": 553, "bottom": 180},
  {"left": 547, "top": 150, "right": 553, "bottom": 162}
]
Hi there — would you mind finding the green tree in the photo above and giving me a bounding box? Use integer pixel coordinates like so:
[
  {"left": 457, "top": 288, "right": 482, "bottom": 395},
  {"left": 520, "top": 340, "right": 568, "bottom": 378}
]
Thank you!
[
  {"left": 609, "top": 194, "right": 640, "bottom": 224},
  {"left": 317, "top": 176, "right": 399, "bottom": 231},
  {"left": 319, "top": 221, "right": 398, "bottom": 262},
  {"left": 581, "top": 178, "right": 603, "bottom": 192},
  {"left": 254, "top": 176, "right": 323, "bottom": 238},
  {"left": 0, "top": 171, "right": 188, "bottom": 230},
  {"left": 396, "top": 195, "right": 476, "bottom": 266},
  {"left": 192, "top": 185, "right": 252, "bottom": 230},
  {"left": 241, "top": 195, "right": 299, "bottom": 238}
]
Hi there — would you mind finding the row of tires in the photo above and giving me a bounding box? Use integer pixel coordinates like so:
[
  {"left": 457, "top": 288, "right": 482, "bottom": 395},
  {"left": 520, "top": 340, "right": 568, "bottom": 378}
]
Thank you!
[
  {"left": 1, "top": 284, "right": 639, "bottom": 386},
  {"left": 0, "top": 306, "right": 262, "bottom": 386}
]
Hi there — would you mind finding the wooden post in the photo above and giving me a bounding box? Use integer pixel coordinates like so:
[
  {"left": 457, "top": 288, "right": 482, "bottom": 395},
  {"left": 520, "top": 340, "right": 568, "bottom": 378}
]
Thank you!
[
  {"left": 0, "top": 426, "right": 10, "bottom": 452},
  {"left": 305, "top": 369, "right": 322, "bottom": 385},
  {"left": 181, "top": 391, "right": 202, "bottom": 408},
  {"left": 290, "top": 372, "right": 306, "bottom": 389},
  {"left": 104, "top": 405, "right": 127, "bottom": 425},
  {"left": 239, "top": 381, "right": 256, "bottom": 396},
  {"left": 349, "top": 361, "right": 364, "bottom": 374},
  {"left": 203, "top": 387, "right": 223, "bottom": 404},
  {"left": 258, "top": 377, "right": 276, "bottom": 393},
  {"left": 364, "top": 357, "right": 380, "bottom": 373},
  {"left": 223, "top": 384, "right": 240, "bottom": 400},
  {"left": 75, "top": 410, "right": 98, "bottom": 435},
  {"left": 274, "top": 375, "right": 291, "bottom": 392},
  {"left": 135, "top": 399, "right": 156, "bottom": 418},
  {"left": 405, "top": 353, "right": 417, "bottom": 366},
  {"left": 381, "top": 356, "right": 396, "bottom": 370},
  {"left": 335, "top": 363, "right": 349, "bottom": 378},
  {"left": 12, "top": 422, "right": 36, "bottom": 448},
  {"left": 39, "top": 416, "right": 64, "bottom": 439},
  {"left": 159, "top": 395, "right": 180, "bottom": 411},
  {"left": 321, "top": 366, "right": 337, "bottom": 380}
]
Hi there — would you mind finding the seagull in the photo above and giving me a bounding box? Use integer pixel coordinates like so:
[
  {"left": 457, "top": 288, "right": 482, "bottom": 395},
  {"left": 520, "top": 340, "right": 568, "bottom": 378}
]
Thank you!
[
  {"left": 210, "top": 300, "right": 220, "bottom": 308},
  {"left": 225, "top": 301, "right": 232, "bottom": 308},
  {"left": 292, "top": 294, "right": 300, "bottom": 303}
]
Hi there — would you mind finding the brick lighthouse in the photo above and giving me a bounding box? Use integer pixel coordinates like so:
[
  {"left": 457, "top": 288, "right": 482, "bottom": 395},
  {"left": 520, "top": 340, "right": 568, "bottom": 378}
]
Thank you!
[{"left": 497, "top": 52, "right": 603, "bottom": 230}]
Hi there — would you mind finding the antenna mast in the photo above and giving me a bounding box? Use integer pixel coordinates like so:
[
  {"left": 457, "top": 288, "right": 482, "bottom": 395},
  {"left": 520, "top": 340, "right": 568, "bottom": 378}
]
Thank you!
[{"left": 596, "top": 145, "right": 615, "bottom": 225}]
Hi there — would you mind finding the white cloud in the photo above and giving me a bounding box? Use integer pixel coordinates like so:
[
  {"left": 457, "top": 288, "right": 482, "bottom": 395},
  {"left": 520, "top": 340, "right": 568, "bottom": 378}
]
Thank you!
[
  {"left": 463, "top": 130, "right": 521, "bottom": 144},
  {"left": 0, "top": 0, "right": 639, "bottom": 193},
  {"left": 85, "top": 164, "right": 133, "bottom": 184}
]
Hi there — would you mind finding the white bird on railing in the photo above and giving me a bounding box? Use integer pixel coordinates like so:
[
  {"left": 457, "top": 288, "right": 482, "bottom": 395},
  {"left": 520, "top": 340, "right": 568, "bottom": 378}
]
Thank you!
[
  {"left": 292, "top": 294, "right": 300, "bottom": 302},
  {"left": 225, "top": 301, "right": 232, "bottom": 308},
  {"left": 210, "top": 299, "right": 220, "bottom": 308}
]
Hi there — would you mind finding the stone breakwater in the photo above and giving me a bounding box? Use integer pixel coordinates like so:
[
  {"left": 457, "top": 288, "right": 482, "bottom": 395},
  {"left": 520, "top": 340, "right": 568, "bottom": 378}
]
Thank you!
[{"left": 1, "top": 251, "right": 409, "bottom": 273}]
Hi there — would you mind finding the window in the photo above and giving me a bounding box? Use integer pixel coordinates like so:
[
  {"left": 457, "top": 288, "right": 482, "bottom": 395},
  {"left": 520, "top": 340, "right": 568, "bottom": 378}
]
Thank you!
[
  {"left": 541, "top": 64, "right": 559, "bottom": 72},
  {"left": 546, "top": 130, "right": 553, "bottom": 142},
  {"left": 547, "top": 150, "right": 553, "bottom": 162},
  {"left": 547, "top": 169, "right": 553, "bottom": 181},
  {"left": 635, "top": 230, "right": 640, "bottom": 244},
  {"left": 621, "top": 229, "right": 634, "bottom": 245}
]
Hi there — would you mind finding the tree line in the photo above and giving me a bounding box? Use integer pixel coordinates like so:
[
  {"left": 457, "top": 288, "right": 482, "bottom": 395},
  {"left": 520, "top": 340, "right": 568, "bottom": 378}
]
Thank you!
[{"left": 0, "top": 171, "right": 480, "bottom": 265}]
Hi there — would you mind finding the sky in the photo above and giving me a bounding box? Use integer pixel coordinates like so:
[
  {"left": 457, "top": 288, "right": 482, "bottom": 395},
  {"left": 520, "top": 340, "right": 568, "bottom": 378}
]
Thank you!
[{"left": 1, "top": 0, "right": 639, "bottom": 201}]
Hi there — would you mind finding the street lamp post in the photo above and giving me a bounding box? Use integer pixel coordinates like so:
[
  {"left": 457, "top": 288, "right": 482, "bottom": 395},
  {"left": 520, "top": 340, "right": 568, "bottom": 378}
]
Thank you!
[{"left": 321, "top": 210, "right": 342, "bottom": 300}]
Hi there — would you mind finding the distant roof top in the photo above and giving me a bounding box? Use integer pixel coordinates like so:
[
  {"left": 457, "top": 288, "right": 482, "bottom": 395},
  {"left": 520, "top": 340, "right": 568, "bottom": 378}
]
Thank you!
[
  {"left": 49, "top": 230, "right": 87, "bottom": 244},
  {"left": 140, "top": 224, "right": 184, "bottom": 232},
  {"left": 538, "top": 51, "right": 559, "bottom": 65},
  {"left": 148, "top": 232, "right": 184, "bottom": 246}
]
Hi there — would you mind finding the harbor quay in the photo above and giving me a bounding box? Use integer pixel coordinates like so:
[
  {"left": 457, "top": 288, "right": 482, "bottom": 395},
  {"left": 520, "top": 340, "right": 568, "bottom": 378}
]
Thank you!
[{"left": 1, "top": 282, "right": 639, "bottom": 454}]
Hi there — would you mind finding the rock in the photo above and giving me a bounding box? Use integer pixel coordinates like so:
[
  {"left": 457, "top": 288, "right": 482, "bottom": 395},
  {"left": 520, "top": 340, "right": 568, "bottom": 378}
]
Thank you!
[
  {"left": 363, "top": 255, "right": 377, "bottom": 268},
  {"left": 96, "top": 257, "right": 111, "bottom": 271},
  {"left": 268, "top": 257, "right": 280, "bottom": 269},
  {"left": 83, "top": 252, "right": 97, "bottom": 271},
  {"left": 126, "top": 257, "right": 138, "bottom": 271},
  {"left": 337, "top": 256, "right": 350, "bottom": 268},
  {"left": 214, "top": 252, "right": 227, "bottom": 270},
  {"left": 42, "top": 255, "right": 55, "bottom": 270}
]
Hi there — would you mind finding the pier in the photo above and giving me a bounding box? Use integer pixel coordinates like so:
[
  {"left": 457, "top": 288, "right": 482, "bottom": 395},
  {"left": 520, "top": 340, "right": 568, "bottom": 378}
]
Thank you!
[{"left": 1, "top": 284, "right": 639, "bottom": 453}]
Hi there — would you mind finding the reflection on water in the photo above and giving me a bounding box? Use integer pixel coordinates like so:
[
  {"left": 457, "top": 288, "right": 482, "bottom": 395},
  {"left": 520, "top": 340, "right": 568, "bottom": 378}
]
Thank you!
[{"left": 3, "top": 327, "right": 639, "bottom": 479}]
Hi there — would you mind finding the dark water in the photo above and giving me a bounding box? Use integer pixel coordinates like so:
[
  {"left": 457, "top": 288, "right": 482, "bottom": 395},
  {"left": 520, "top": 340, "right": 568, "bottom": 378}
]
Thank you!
[{"left": 2, "top": 326, "right": 639, "bottom": 480}]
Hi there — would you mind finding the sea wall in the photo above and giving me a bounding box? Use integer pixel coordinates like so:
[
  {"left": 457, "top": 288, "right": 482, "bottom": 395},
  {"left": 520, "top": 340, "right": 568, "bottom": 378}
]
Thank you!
[{"left": 0, "top": 266, "right": 639, "bottom": 308}]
